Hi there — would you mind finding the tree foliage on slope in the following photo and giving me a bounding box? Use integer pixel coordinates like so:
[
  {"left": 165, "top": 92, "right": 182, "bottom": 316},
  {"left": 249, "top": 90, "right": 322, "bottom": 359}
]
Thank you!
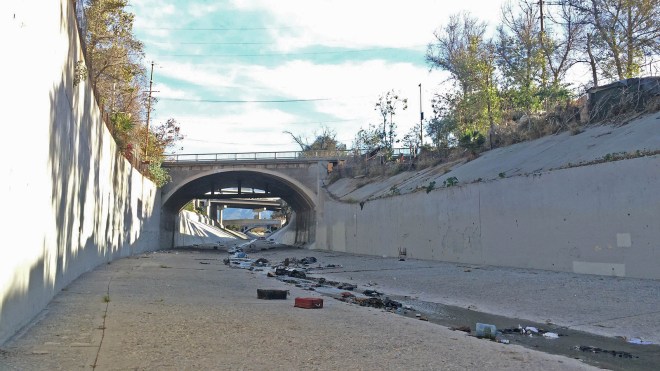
[
  {"left": 423, "top": 0, "right": 659, "bottom": 155},
  {"left": 426, "top": 12, "right": 499, "bottom": 144},
  {"left": 569, "top": 0, "right": 660, "bottom": 82},
  {"left": 82, "top": 0, "right": 182, "bottom": 186},
  {"left": 84, "top": 0, "right": 145, "bottom": 117}
]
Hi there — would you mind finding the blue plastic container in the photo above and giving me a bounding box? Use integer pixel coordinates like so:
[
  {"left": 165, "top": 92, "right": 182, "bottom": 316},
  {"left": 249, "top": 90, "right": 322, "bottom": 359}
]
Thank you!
[{"left": 476, "top": 323, "right": 497, "bottom": 339}]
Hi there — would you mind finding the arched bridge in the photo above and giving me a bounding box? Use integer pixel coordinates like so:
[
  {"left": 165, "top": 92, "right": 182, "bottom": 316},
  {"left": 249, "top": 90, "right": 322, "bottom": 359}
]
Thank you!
[{"left": 159, "top": 150, "right": 350, "bottom": 247}]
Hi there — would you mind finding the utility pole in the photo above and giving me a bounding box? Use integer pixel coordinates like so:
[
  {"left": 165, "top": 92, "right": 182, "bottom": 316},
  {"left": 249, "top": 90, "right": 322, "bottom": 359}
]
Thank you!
[
  {"left": 418, "top": 83, "right": 423, "bottom": 151},
  {"left": 539, "top": 0, "right": 547, "bottom": 88},
  {"left": 144, "top": 61, "right": 154, "bottom": 161},
  {"left": 539, "top": 0, "right": 544, "bottom": 35}
]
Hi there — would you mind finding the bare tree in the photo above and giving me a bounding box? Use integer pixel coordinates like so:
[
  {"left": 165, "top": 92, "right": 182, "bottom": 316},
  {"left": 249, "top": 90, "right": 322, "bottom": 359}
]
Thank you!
[
  {"left": 543, "top": 1, "right": 586, "bottom": 85},
  {"left": 284, "top": 126, "right": 346, "bottom": 152},
  {"left": 374, "top": 91, "right": 407, "bottom": 149},
  {"left": 569, "top": 0, "right": 660, "bottom": 81}
]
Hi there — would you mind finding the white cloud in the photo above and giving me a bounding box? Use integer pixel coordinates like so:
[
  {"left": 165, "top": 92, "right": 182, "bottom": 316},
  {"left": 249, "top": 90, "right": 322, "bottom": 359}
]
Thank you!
[
  {"left": 132, "top": 0, "right": 505, "bottom": 154},
  {"left": 148, "top": 57, "right": 449, "bottom": 152},
  {"left": 152, "top": 82, "right": 188, "bottom": 100},
  {"left": 157, "top": 105, "right": 305, "bottom": 153},
  {"left": 231, "top": 0, "right": 506, "bottom": 51},
  {"left": 237, "top": 59, "right": 446, "bottom": 137},
  {"left": 154, "top": 61, "right": 240, "bottom": 93}
]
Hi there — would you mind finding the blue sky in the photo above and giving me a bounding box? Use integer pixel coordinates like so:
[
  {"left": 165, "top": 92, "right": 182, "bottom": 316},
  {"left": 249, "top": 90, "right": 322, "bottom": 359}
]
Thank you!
[{"left": 131, "top": 0, "right": 508, "bottom": 154}]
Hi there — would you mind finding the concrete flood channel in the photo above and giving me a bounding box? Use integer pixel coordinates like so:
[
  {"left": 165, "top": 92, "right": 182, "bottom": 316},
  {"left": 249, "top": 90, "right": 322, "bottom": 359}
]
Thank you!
[{"left": 214, "top": 242, "right": 660, "bottom": 371}]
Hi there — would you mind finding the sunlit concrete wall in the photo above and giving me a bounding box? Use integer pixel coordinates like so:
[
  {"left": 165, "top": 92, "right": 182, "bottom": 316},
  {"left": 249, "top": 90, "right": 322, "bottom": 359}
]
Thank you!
[
  {"left": 0, "top": 1, "right": 161, "bottom": 344},
  {"left": 316, "top": 156, "right": 660, "bottom": 280}
]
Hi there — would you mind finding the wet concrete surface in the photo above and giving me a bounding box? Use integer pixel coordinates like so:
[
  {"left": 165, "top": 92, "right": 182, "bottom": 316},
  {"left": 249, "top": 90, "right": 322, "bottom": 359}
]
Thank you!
[
  {"left": 269, "top": 274, "right": 660, "bottom": 371},
  {"left": 396, "top": 298, "right": 660, "bottom": 371}
]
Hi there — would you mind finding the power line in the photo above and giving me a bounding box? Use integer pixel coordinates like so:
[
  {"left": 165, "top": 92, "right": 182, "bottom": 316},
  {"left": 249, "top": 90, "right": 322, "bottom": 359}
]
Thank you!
[
  {"left": 151, "top": 46, "right": 425, "bottom": 58},
  {"left": 146, "top": 41, "right": 272, "bottom": 46},
  {"left": 160, "top": 97, "right": 329, "bottom": 103},
  {"left": 184, "top": 138, "right": 292, "bottom": 146},
  {"left": 175, "top": 117, "right": 366, "bottom": 128},
  {"left": 140, "top": 26, "right": 294, "bottom": 31}
]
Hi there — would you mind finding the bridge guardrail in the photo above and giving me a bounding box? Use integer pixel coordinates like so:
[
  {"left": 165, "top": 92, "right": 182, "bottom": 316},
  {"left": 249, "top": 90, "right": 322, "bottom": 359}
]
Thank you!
[{"left": 163, "top": 148, "right": 415, "bottom": 163}]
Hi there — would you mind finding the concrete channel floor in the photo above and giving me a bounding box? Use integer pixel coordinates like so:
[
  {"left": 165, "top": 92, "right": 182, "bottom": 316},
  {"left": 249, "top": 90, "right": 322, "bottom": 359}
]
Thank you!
[{"left": 0, "top": 245, "right": 605, "bottom": 371}]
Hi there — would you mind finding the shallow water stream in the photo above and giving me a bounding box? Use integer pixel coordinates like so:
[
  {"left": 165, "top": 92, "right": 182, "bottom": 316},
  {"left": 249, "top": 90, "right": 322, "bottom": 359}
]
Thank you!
[{"left": 286, "top": 275, "right": 660, "bottom": 370}]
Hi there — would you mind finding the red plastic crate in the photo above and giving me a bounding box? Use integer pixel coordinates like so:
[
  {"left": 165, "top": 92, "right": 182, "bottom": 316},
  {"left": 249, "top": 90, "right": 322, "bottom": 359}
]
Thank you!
[{"left": 294, "top": 297, "right": 323, "bottom": 309}]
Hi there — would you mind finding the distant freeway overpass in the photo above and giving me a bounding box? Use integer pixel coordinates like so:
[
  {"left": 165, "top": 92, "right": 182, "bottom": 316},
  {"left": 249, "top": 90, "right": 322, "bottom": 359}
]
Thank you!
[{"left": 222, "top": 218, "right": 285, "bottom": 233}]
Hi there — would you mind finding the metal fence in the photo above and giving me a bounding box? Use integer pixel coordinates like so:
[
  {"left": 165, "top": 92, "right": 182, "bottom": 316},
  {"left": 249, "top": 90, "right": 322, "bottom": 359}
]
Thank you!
[{"left": 163, "top": 148, "right": 416, "bottom": 163}]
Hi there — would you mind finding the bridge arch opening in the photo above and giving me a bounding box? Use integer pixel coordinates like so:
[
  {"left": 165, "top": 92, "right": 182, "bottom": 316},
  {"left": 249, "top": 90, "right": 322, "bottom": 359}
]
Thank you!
[{"left": 161, "top": 168, "right": 317, "bottom": 246}]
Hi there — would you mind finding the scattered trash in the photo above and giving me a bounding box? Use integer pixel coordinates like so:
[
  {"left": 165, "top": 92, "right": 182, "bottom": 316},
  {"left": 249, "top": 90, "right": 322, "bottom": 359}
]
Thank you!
[
  {"left": 418, "top": 316, "right": 429, "bottom": 321},
  {"left": 199, "top": 261, "right": 210, "bottom": 265},
  {"left": 475, "top": 323, "right": 497, "bottom": 339},
  {"left": 289, "top": 269, "right": 307, "bottom": 279},
  {"left": 257, "top": 289, "right": 288, "bottom": 300},
  {"left": 499, "top": 325, "right": 564, "bottom": 339},
  {"left": 627, "top": 338, "right": 653, "bottom": 345},
  {"left": 294, "top": 297, "right": 323, "bottom": 309},
  {"left": 382, "top": 298, "right": 402, "bottom": 309},
  {"left": 495, "top": 334, "right": 510, "bottom": 344},
  {"left": 340, "top": 292, "right": 354, "bottom": 298},
  {"left": 450, "top": 326, "right": 471, "bottom": 333},
  {"left": 233, "top": 252, "right": 248, "bottom": 259},
  {"left": 274, "top": 267, "right": 307, "bottom": 279},
  {"left": 404, "top": 305, "right": 412, "bottom": 310},
  {"left": 574, "top": 345, "right": 636, "bottom": 359},
  {"left": 353, "top": 297, "right": 386, "bottom": 308},
  {"left": 363, "top": 289, "right": 382, "bottom": 297},
  {"left": 525, "top": 326, "right": 539, "bottom": 334},
  {"left": 415, "top": 313, "right": 421, "bottom": 317},
  {"left": 337, "top": 283, "right": 356, "bottom": 291},
  {"left": 300, "top": 257, "right": 317, "bottom": 265}
]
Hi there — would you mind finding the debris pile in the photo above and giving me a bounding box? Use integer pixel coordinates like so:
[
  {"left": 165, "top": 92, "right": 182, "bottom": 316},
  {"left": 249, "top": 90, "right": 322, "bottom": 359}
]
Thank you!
[
  {"left": 499, "top": 325, "right": 564, "bottom": 339},
  {"left": 574, "top": 346, "right": 636, "bottom": 359},
  {"left": 224, "top": 253, "right": 433, "bottom": 322}
]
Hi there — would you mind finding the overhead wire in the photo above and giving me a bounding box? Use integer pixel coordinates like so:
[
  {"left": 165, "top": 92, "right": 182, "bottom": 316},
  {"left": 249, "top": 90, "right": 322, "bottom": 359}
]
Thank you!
[
  {"left": 139, "top": 26, "right": 296, "bottom": 31},
  {"left": 149, "top": 46, "right": 425, "bottom": 58},
  {"left": 159, "top": 97, "right": 329, "bottom": 103}
]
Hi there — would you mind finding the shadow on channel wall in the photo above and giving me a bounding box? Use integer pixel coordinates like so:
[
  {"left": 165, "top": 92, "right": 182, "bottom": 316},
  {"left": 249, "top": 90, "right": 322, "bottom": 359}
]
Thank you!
[{"left": 0, "top": 0, "right": 160, "bottom": 344}]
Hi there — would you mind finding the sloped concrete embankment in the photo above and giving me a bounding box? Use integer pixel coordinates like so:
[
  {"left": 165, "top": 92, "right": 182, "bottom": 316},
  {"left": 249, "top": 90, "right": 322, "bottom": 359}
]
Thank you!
[
  {"left": 317, "top": 119, "right": 660, "bottom": 280},
  {"left": 0, "top": 1, "right": 161, "bottom": 344},
  {"left": 174, "top": 210, "right": 246, "bottom": 247}
]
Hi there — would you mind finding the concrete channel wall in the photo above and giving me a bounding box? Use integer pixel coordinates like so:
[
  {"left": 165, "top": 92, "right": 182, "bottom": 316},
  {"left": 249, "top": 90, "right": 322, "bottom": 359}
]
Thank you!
[
  {"left": 0, "top": 1, "right": 161, "bottom": 344},
  {"left": 316, "top": 155, "right": 660, "bottom": 280}
]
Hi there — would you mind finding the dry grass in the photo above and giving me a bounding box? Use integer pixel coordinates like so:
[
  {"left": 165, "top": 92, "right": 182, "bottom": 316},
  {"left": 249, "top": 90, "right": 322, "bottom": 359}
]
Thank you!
[{"left": 331, "top": 91, "right": 659, "bottom": 187}]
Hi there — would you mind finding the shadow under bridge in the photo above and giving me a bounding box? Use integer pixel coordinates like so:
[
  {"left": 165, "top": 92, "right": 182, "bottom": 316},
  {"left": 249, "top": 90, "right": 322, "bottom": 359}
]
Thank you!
[{"left": 159, "top": 152, "right": 344, "bottom": 247}]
